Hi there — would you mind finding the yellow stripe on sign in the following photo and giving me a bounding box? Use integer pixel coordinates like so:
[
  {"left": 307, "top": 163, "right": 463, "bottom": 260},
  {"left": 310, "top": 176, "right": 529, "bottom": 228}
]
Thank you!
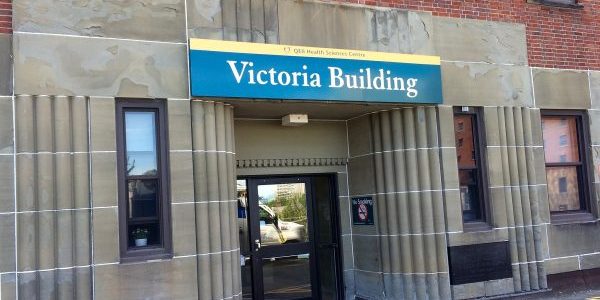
[{"left": 189, "top": 38, "right": 440, "bottom": 66}]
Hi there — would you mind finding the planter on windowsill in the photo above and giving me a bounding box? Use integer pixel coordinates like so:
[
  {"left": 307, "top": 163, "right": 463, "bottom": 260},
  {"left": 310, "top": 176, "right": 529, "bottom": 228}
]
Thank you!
[{"left": 132, "top": 228, "right": 149, "bottom": 247}]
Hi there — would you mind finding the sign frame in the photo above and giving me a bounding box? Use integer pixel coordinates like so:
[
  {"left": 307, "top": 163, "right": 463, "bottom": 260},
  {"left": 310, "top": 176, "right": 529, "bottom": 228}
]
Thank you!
[
  {"left": 352, "top": 196, "right": 375, "bottom": 226},
  {"left": 189, "top": 38, "right": 443, "bottom": 104}
]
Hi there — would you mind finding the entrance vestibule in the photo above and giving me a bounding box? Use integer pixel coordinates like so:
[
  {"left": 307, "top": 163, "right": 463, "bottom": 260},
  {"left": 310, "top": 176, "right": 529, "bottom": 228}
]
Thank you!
[{"left": 237, "top": 175, "right": 343, "bottom": 300}]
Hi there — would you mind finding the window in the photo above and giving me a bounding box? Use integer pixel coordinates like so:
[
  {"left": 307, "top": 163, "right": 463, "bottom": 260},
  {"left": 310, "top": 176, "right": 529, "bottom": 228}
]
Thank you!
[
  {"left": 541, "top": 110, "right": 593, "bottom": 221},
  {"left": 531, "top": 0, "right": 583, "bottom": 8},
  {"left": 558, "top": 177, "right": 568, "bottom": 194},
  {"left": 454, "top": 107, "right": 489, "bottom": 226},
  {"left": 559, "top": 135, "right": 568, "bottom": 146},
  {"left": 116, "top": 99, "right": 172, "bottom": 261}
]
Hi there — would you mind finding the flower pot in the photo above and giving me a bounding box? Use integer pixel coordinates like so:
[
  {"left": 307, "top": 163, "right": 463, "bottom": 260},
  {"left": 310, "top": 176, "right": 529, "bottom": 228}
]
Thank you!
[{"left": 135, "top": 238, "right": 148, "bottom": 247}]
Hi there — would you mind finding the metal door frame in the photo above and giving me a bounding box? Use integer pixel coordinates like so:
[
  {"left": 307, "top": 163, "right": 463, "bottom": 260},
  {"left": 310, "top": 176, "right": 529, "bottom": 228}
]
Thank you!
[{"left": 241, "top": 174, "right": 343, "bottom": 300}]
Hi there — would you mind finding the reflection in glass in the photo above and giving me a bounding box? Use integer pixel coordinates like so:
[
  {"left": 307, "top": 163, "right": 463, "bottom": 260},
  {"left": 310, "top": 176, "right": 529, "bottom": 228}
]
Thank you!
[
  {"left": 547, "top": 167, "right": 580, "bottom": 211},
  {"left": 454, "top": 114, "right": 476, "bottom": 168},
  {"left": 257, "top": 183, "right": 308, "bottom": 245},
  {"left": 459, "top": 169, "right": 482, "bottom": 221},
  {"left": 238, "top": 180, "right": 251, "bottom": 254},
  {"left": 237, "top": 179, "right": 254, "bottom": 299},
  {"left": 542, "top": 116, "right": 580, "bottom": 163},
  {"left": 125, "top": 111, "right": 158, "bottom": 176},
  {"left": 128, "top": 179, "right": 159, "bottom": 219},
  {"left": 263, "top": 255, "right": 311, "bottom": 300}
]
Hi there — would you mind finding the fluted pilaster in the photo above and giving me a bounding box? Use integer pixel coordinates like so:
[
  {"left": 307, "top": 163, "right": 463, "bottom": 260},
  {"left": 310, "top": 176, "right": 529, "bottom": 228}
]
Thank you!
[{"left": 191, "top": 100, "right": 241, "bottom": 300}]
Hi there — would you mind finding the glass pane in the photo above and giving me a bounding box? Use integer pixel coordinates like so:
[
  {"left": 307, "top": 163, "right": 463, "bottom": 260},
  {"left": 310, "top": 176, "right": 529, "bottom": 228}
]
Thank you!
[
  {"left": 257, "top": 183, "right": 308, "bottom": 244},
  {"left": 241, "top": 255, "right": 253, "bottom": 300},
  {"left": 237, "top": 179, "right": 253, "bottom": 299},
  {"left": 547, "top": 166, "right": 581, "bottom": 212},
  {"left": 125, "top": 111, "right": 158, "bottom": 176},
  {"left": 542, "top": 116, "right": 580, "bottom": 163},
  {"left": 263, "top": 254, "right": 312, "bottom": 299},
  {"left": 128, "top": 179, "right": 159, "bottom": 219},
  {"left": 238, "top": 180, "right": 251, "bottom": 255},
  {"left": 128, "top": 221, "right": 160, "bottom": 248},
  {"left": 454, "top": 114, "right": 477, "bottom": 168},
  {"left": 459, "top": 169, "right": 482, "bottom": 222}
]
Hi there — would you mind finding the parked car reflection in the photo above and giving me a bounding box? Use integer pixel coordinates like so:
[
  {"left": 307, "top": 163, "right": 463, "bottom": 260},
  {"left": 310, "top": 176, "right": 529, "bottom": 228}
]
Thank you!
[{"left": 239, "top": 201, "right": 307, "bottom": 246}]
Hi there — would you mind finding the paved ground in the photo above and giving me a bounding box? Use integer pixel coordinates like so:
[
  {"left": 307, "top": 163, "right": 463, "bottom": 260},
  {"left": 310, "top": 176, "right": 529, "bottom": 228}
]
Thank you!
[{"left": 507, "top": 289, "right": 600, "bottom": 300}]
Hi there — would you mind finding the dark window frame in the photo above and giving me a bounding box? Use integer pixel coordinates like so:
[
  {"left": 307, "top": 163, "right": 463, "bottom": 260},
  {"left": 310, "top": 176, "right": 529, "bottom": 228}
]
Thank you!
[
  {"left": 541, "top": 110, "right": 595, "bottom": 224},
  {"left": 529, "top": 0, "right": 584, "bottom": 9},
  {"left": 454, "top": 107, "right": 492, "bottom": 231},
  {"left": 116, "top": 99, "right": 172, "bottom": 262}
]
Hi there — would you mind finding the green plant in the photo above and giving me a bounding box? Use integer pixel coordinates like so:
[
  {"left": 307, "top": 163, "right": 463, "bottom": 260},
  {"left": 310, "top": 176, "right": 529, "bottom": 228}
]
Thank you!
[
  {"left": 132, "top": 228, "right": 148, "bottom": 240},
  {"left": 276, "top": 193, "right": 308, "bottom": 227}
]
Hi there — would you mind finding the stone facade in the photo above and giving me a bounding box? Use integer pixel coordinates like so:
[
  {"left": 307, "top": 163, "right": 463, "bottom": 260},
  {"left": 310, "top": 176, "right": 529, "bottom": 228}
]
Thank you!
[
  {"left": 0, "top": 0, "right": 599, "bottom": 299},
  {"left": 336, "top": 0, "right": 600, "bottom": 71}
]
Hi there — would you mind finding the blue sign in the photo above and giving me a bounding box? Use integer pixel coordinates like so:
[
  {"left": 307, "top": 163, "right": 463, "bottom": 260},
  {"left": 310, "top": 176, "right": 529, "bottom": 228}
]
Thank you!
[{"left": 189, "top": 39, "right": 443, "bottom": 104}]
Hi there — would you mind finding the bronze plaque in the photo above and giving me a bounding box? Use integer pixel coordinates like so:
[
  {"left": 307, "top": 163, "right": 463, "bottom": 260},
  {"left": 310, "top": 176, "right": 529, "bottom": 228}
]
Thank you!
[{"left": 448, "top": 241, "right": 512, "bottom": 285}]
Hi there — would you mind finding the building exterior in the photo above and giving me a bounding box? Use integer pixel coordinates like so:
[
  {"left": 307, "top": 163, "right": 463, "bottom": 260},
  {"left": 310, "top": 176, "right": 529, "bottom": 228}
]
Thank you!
[{"left": 0, "top": 0, "right": 599, "bottom": 299}]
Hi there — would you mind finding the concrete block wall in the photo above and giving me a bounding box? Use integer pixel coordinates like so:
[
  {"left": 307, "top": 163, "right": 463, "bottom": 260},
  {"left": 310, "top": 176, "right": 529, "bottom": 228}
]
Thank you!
[
  {"left": 528, "top": 67, "right": 600, "bottom": 277},
  {"left": 12, "top": 0, "right": 188, "bottom": 99},
  {"left": 347, "top": 107, "right": 452, "bottom": 299},
  {"left": 334, "top": 0, "right": 600, "bottom": 71},
  {"left": 0, "top": 2, "right": 11, "bottom": 298},
  {"left": 0, "top": 90, "right": 14, "bottom": 300},
  {"left": 3, "top": 96, "right": 238, "bottom": 299},
  {"left": 0, "top": 0, "right": 598, "bottom": 299},
  {"left": 14, "top": 95, "right": 92, "bottom": 299},
  {"left": 190, "top": 101, "right": 240, "bottom": 300},
  {"left": 440, "top": 106, "right": 550, "bottom": 299}
]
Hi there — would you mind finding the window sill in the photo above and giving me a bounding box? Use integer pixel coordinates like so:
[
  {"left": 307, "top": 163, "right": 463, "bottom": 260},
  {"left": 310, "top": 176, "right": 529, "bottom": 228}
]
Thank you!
[
  {"left": 463, "top": 221, "right": 493, "bottom": 233},
  {"left": 528, "top": 0, "right": 584, "bottom": 9},
  {"left": 551, "top": 211, "right": 595, "bottom": 225},
  {"left": 120, "top": 250, "right": 173, "bottom": 264}
]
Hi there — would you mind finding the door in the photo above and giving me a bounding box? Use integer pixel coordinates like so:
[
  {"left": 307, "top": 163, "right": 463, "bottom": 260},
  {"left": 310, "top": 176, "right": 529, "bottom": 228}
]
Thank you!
[{"left": 238, "top": 175, "right": 342, "bottom": 300}]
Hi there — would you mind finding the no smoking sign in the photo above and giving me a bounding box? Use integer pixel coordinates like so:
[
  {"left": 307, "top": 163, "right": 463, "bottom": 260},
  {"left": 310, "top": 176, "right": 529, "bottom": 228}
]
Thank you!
[{"left": 352, "top": 197, "right": 374, "bottom": 225}]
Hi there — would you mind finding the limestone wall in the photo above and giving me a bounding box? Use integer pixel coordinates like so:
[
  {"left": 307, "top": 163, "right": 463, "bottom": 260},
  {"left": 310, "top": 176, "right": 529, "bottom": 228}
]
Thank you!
[
  {"left": 347, "top": 107, "right": 452, "bottom": 299},
  {"left": 0, "top": 0, "right": 599, "bottom": 299}
]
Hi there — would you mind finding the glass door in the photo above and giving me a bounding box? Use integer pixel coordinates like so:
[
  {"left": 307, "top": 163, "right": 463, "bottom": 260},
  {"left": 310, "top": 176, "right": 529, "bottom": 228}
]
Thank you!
[{"left": 237, "top": 175, "right": 342, "bottom": 300}]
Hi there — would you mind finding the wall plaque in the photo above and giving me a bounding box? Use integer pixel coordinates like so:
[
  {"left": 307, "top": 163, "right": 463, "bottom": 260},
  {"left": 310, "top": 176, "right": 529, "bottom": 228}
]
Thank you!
[
  {"left": 352, "top": 197, "right": 374, "bottom": 225},
  {"left": 448, "top": 241, "right": 512, "bottom": 285}
]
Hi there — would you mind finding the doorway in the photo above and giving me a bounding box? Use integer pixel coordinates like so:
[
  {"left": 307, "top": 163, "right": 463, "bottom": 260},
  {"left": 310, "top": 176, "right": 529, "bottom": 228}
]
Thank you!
[{"left": 238, "top": 175, "right": 343, "bottom": 299}]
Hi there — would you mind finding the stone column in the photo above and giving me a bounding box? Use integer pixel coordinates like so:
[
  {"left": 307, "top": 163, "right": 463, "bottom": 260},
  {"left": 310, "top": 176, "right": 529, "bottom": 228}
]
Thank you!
[
  {"left": 347, "top": 107, "right": 451, "bottom": 300},
  {"left": 15, "top": 95, "right": 93, "bottom": 299},
  {"left": 191, "top": 100, "right": 241, "bottom": 300},
  {"left": 484, "top": 107, "right": 548, "bottom": 292}
]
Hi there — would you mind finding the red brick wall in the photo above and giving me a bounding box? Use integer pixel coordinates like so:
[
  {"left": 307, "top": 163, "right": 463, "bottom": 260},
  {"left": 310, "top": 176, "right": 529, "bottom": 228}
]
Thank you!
[
  {"left": 334, "top": 0, "right": 600, "bottom": 70},
  {"left": 0, "top": 0, "right": 11, "bottom": 34}
]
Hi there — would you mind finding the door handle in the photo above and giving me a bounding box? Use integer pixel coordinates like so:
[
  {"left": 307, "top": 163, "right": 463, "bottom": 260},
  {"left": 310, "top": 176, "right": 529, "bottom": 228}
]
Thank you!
[{"left": 254, "top": 239, "right": 261, "bottom": 251}]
